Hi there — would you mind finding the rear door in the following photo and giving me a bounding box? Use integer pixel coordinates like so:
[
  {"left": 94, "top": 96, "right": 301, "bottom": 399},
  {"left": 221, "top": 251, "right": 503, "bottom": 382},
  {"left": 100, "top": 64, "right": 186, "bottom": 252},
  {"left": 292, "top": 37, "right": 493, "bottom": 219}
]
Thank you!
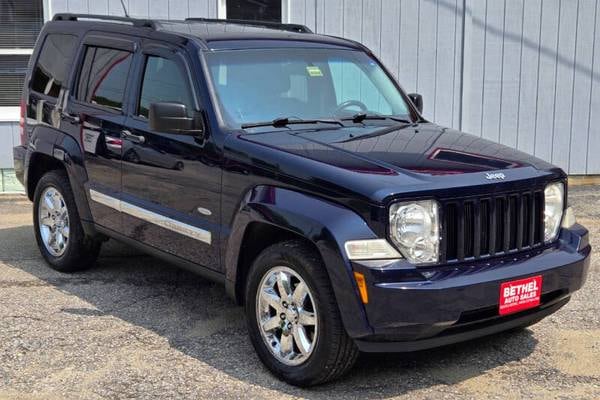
[
  {"left": 63, "top": 34, "right": 137, "bottom": 231},
  {"left": 120, "top": 41, "right": 221, "bottom": 269}
]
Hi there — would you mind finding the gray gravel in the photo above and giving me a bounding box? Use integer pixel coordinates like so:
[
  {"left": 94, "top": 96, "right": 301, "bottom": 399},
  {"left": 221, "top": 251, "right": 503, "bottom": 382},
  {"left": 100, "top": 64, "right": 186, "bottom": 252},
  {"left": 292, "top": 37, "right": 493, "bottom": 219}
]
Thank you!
[{"left": 0, "top": 186, "right": 598, "bottom": 400}]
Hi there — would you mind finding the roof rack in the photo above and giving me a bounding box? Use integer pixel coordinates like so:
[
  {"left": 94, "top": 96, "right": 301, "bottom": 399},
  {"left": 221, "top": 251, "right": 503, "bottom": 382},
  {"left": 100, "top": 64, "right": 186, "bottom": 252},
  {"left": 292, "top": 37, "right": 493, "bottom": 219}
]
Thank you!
[
  {"left": 52, "top": 13, "right": 156, "bottom": 29},
  {"left": 184, "top": 18, "right": 312, "bottom": 34}
]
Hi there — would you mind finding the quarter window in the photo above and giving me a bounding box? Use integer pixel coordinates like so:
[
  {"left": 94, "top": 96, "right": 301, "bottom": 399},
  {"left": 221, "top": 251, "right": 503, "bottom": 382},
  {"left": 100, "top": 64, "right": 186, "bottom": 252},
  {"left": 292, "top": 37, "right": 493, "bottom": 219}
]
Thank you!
[
  {"left": 30, "top": 34, "right": 78, "bottom": 98},
  {"left": 138, "top": 56, "right": 194, "bottom": 118},
  {"left": 77, "top": 46, "right": 132, "bottom": 111}
]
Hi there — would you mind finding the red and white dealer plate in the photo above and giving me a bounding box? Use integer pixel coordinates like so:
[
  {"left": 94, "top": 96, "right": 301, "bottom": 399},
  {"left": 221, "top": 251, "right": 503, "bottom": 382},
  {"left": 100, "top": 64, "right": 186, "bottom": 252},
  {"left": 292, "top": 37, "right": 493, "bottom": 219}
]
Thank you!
[{"left": 499, "top": 275, "right": 543, "bottom": 316}]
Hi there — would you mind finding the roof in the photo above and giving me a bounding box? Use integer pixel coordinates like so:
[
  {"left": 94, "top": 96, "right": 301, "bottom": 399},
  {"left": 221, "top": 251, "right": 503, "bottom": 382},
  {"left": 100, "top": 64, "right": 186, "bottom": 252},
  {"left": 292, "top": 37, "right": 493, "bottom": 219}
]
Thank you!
[{"left": 51, "top": 14, "right": 362, "bottom": 51}]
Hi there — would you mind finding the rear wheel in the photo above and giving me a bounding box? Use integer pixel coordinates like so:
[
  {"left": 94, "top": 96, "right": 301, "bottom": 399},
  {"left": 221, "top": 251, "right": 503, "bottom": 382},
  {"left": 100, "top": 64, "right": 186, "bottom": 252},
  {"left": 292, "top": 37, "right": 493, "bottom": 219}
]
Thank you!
[
  {"left": 245, "top": 240, "right": 359, "bottom": 386},
  {"left": 33, "top": 170, "right": 101, "bottom": 272}
]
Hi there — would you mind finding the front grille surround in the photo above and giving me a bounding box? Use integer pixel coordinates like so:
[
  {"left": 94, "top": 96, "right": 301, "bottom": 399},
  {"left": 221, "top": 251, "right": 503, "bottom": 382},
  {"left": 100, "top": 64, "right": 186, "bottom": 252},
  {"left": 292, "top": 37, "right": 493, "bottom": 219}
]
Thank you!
[{"left": 440, "top": 188, "right": 546, "bottom": 263}]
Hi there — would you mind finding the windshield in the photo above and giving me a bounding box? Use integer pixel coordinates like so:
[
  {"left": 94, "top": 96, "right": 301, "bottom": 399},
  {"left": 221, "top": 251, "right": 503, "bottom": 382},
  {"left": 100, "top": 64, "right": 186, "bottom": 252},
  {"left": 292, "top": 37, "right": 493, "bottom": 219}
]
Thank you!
[{"left": 205, "top": 47, "right": 411, "bottom": 128}]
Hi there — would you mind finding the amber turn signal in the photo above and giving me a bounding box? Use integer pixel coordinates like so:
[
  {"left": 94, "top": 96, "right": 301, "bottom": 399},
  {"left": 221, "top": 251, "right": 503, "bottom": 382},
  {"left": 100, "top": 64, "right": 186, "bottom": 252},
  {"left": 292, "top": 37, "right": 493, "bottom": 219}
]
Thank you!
[{"left": 353, "top": 272, "right": 369, "bottom": 304}]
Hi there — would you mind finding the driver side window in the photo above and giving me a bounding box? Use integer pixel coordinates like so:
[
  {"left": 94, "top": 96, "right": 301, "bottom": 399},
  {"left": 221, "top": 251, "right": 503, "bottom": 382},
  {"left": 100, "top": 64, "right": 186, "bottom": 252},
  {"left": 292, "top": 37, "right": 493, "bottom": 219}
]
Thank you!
[
  {"left": 138, "top": 56, "right": 194, "bottom": 118},
  {"left": 328, "top": 59, "right": 393, "bottom": 115}
]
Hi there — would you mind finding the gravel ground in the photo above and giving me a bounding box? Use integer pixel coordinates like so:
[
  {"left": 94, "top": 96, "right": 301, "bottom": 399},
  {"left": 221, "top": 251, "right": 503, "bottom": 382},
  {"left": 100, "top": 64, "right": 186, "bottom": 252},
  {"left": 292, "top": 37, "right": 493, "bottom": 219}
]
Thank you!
[{"left": 0, "top": 186, "right": 598, "bottom": 400}]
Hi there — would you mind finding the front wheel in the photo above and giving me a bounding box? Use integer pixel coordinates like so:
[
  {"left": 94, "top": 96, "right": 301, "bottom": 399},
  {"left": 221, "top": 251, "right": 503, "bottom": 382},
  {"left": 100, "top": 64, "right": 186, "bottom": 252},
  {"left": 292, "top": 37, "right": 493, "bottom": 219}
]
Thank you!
[
  {"left": 245, "top": 240, "right": 359, "bottom": 386},
  {"left": 33, "top": 170, "right": 102, "bottom": 272}
]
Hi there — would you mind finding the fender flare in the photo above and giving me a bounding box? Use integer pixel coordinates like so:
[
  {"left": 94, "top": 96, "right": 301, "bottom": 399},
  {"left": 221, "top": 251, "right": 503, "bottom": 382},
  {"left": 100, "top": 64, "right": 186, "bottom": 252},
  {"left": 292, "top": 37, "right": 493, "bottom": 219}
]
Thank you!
[
  {"left": 225, "top": 185, "right": 380, "bottom": 338},
  {"left": 27, "top": 127, "right": 96, "bottom": 233}
]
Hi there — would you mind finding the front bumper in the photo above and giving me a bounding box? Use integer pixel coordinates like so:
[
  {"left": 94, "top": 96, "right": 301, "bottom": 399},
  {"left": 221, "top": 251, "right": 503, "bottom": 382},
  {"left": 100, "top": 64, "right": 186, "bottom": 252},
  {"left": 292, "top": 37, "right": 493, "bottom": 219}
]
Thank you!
[{"left": 352, "top": 224, "right": 591, "bottom": 352}]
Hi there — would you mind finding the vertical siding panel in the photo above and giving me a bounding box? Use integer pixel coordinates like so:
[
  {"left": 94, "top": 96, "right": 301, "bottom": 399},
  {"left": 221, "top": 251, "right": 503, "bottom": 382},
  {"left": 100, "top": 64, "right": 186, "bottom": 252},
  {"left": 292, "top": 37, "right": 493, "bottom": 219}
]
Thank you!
[
  {"left": 466, "top": 0, "right": 487, "bottom": 136},
  {"left": 379, "top": 0, "right": 400, "bottom": 80},
  {"left": 517, "top": 0, "right": 542, "bottom": 156},
  {"left": 108, "top": 0, "right": 128, "bottom": 16},
  {"left": 88, "top": 0, "right": 110, "bottom": 15},
  {"left": 416, "top": 0, "right": 437, "bottom": 119},
  {"left": 453, "top": 0, "right": 464, "bottom": 129},
  {"left": 481, "top": 0, "right": 504, "bottom": 143},
  {"left": 51, "top": 0, "right": 69, "bottom": 15},
  {"left": 343, "top": 0, "right": 362, "bottom": 42},
  {"left": 0, "top": 123, "right": 15, "bottom": 169},
  {"left": 189, "top": 0, "right": 210, "bottom": 18},
  {"left": 361, "top": 0, "right": 381, "bottom": 53},
  {"left": 128, "top": 0, "right": 149, "bottom": 18},
  {"left": 587, "top": 0, "right": 600, "bottom": 173},
  {"left": 552, "top": 0, "right": 578, "bottom": 171},
  {"left": 570, "top": 0, "right": 596, "bottom": 174},
  {"left": 304, "top": 0, "right": 316, "bottom": 32},
  {"left": 148, "top": 0, "right": 168, "bottom": 19},
  {"left": 499, "top": 0, "right": 523, "bottom": 148},
  {"left": 320, "top": 0, "right": 343, "bottom": 36},
  {"left": 289, "top": 0, "right": 307, "bottom": 26},
  {"left": 534, "top": 0, "right": 560, "bottom": 162},
  {"left": 398, "top": 0, "right": 419, "bottom": 93},
  {"left": 315, "top": 0, "right": 325, "bottom": 34},
  {"left": 434, "top": 0, "right": 458, "bottom": 127},
  {"left": 68, "top": 0, "right": 89, "bottom": 13},
  {"left": 168, "top": 0, "right": 188, "bottom": 20}
]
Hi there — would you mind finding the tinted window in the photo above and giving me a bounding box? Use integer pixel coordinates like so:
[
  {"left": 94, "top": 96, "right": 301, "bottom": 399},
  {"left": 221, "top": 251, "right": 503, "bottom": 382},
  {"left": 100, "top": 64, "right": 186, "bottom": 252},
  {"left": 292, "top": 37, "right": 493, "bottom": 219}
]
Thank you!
[
  {"left": 138, "top": 56, "right": 194, "bottom": 118},
  {"left": 226, "top": 0, "right": 281, "bottom": 22},
  {"left": 31, "top": 34, "right": 78, "bottom": 97},
  {"left": 77, "top": 46, "right": 132, "bottom": 111}
]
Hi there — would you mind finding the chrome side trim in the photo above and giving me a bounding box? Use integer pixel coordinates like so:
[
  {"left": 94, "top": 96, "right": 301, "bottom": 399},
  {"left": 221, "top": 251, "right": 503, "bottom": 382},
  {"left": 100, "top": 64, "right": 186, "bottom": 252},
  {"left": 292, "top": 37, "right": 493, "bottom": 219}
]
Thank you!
[
  {"left": 89, "top": 189, "right": 120, "bottom": 211},
  {"left": 89, "top": 189, "right": 212, "bottom": 245},
  {"left": 120, "top": 202, "right": 212, "bottom": 244}
]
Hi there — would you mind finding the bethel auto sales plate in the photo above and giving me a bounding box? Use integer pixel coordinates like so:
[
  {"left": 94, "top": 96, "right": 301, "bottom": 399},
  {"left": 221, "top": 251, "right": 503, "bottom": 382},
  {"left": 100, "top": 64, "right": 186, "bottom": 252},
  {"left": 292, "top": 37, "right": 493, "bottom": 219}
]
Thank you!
[{"left": 499, "top": 275, "right": 542, "bottom": 316}]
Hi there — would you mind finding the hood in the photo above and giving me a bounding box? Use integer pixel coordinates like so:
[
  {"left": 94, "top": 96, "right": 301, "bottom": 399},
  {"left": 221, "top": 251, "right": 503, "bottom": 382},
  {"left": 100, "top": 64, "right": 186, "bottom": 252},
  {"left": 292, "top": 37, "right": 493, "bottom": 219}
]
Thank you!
[{"left": 240, "top": 123, "right": 554, "bottom": 177}]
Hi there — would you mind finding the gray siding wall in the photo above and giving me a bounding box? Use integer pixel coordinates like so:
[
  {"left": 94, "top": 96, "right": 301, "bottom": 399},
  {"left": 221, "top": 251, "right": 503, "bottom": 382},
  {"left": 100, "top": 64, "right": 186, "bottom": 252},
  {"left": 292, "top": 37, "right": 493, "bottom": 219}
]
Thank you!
[
  {"left": 0, "top": 122, "right": 20, "bottom": 169},
  {"left": 8, "top": 0, "right": 597, "bottom": 174}
]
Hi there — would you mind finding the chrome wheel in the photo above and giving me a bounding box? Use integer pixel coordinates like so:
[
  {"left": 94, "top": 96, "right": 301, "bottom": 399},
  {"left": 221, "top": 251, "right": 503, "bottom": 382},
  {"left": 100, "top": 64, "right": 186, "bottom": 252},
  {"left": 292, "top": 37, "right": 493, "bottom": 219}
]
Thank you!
[
  {"left": 256, "top": 266, "right": 318, "bottom": 366},
  {"left": 38, "top": 186, "right": 70, "bottom": 257}
]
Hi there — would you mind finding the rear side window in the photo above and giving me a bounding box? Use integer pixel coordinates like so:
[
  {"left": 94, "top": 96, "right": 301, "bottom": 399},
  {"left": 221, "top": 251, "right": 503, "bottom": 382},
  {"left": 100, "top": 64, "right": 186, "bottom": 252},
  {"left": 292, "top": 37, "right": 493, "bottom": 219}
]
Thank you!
[
  {"left": 77, "top": 46, "right": 132, "bottom": 111},
  {"left": 138, "top": 56, "right": 194, "bottom": 118},
  {"left": 31, "top": 34, "right": 78, "bottom": 97}
]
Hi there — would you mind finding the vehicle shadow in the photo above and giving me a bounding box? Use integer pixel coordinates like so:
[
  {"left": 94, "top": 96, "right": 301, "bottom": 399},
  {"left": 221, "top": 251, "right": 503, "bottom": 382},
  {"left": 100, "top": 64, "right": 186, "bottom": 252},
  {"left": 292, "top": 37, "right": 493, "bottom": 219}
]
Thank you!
[{"left": 0, "top": 224, "right": 539, "bottom": 398}]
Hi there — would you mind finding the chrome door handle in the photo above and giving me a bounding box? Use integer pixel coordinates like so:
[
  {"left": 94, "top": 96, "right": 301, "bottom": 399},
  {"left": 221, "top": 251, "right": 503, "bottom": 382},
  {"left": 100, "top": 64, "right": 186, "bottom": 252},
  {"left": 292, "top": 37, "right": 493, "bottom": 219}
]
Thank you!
[{"left": 121, "top": 130, "right": 146, "bottom": 144}]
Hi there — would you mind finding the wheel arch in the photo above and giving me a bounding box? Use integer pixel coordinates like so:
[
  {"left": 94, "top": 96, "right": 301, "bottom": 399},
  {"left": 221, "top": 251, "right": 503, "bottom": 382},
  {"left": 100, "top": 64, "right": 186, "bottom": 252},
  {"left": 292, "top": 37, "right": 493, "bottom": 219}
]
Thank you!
[
  {"left": 26, "top": 127, "right": 96, "bottom": 235},
  {"left": 225, "top": 185, "right": 379, "bottom": 338}
]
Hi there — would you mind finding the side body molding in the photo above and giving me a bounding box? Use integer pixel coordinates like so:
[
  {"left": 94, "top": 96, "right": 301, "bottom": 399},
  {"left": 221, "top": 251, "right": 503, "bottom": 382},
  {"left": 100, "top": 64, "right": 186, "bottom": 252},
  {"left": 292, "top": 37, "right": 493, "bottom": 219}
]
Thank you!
[{"left": 225, "top": 185, "right": 380, "bottom": 338}]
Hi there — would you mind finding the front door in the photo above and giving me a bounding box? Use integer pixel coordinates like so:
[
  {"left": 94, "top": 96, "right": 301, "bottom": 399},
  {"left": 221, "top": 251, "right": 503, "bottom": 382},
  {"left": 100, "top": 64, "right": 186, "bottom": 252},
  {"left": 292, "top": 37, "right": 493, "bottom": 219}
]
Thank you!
[{"left": 120, "top": 42, "right": 221, "bottom": 269}]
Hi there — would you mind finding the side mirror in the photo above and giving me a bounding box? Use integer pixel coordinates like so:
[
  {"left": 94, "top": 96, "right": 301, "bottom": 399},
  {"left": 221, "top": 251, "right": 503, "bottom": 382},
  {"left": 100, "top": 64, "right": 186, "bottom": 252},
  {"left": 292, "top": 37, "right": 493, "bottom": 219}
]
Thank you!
[
  {"left": 148, "top": 102, "right": 204, "bottom": 137},
  {"left": 408, "top": 93, "right": 423, "bottom": 114}
]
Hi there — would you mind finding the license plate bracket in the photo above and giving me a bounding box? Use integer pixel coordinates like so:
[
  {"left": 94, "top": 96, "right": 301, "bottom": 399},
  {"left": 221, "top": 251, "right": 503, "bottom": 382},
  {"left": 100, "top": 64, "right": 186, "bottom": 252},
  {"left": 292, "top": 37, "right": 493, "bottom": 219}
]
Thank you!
[{"left": 499, "top": 275, "right": 542, "bottom": 316}]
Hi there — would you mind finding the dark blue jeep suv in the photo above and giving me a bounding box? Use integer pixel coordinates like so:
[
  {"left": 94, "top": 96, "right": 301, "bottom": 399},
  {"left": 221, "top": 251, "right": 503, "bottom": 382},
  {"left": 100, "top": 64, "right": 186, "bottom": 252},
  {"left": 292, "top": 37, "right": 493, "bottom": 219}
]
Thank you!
[{"left": 13, "top": 14, "right": 591, "bottom": 386}]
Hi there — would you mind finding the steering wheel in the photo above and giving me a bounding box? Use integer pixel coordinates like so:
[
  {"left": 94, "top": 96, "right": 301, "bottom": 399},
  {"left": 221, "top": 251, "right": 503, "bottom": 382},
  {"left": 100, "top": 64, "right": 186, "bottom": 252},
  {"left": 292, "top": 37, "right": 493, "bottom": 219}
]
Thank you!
[{"left": 334, "top": 100, "right": 368, "bottom": 116}]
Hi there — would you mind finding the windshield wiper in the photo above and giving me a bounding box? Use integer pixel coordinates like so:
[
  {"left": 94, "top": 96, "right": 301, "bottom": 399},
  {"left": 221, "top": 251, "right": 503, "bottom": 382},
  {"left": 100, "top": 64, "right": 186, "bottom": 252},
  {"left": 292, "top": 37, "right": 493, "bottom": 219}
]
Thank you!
[
  {"left": 343, "top": 112, "right": 413, "bottom": 124},
  {"left": 242, "top": 116, "right": 344, "bottom": 129}
]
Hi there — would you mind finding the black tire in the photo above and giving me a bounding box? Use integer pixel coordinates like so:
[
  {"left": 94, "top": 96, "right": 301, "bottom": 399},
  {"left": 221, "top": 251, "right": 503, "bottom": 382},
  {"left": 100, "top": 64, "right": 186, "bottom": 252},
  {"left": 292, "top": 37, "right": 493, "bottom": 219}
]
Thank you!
[
  {"left": 245, "top": 240, "right": 359, "bottom": 386},
  {"left": 33, "top": 170, "right": 102, "bottom": 272}
]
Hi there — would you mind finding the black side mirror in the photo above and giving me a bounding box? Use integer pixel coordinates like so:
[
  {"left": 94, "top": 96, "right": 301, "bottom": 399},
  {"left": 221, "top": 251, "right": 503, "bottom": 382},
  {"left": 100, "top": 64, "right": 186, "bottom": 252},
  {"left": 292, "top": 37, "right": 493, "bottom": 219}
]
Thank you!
[
  {"left": 408, "top": 93, "right": 423, "bottom": 114},
  {"left": 148, "top": 102, "right": 204, "bottom": 137}
]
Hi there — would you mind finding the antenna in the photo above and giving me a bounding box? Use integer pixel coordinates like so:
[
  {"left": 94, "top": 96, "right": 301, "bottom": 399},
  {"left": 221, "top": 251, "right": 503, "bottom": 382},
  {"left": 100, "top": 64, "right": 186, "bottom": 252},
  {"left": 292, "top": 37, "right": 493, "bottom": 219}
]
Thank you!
[{"left": 119, "top": 0, "right": 129, "bottom": 17}]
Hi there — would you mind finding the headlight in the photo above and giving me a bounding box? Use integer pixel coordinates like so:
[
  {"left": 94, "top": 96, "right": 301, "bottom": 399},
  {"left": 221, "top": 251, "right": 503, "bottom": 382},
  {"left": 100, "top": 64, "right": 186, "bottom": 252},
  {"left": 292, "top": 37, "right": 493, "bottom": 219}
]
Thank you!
[
  {"left": 544, "top": 182, "right": 564, "bottom": 242},
  {"left": 389, "top": 200, "right": 440, "bottom": 264}
]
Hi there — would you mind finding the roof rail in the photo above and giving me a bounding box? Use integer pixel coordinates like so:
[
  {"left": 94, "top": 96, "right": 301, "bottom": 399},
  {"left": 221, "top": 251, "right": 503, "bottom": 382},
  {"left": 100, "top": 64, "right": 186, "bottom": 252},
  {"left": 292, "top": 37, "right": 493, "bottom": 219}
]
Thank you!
[
  {"left": 184, "top": 18, "right": 312, "bottom": 33},
  {"left": 52, "top": 13, "right": 156, "bottom": 29}
]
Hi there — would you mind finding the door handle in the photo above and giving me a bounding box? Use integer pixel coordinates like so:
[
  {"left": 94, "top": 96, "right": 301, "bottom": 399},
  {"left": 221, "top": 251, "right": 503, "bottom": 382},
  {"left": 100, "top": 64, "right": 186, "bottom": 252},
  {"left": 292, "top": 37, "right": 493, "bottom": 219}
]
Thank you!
[{"left": 121, "top": 129, "right": 146, "bottom": 144}]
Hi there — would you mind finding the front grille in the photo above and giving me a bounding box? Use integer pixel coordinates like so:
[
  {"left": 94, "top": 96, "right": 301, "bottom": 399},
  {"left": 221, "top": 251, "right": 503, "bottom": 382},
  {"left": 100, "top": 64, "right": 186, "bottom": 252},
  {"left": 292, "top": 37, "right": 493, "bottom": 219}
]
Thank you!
[{"left": 441, "top": 189, "right": 545, "bottom": 262}]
